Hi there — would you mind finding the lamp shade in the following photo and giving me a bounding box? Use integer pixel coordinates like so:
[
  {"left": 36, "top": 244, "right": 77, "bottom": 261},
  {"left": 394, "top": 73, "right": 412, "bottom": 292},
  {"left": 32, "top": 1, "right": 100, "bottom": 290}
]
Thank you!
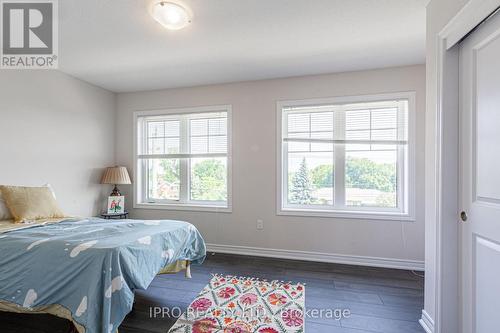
[{"left": 101, "top": 166, "right": 131, "bottom": 185}]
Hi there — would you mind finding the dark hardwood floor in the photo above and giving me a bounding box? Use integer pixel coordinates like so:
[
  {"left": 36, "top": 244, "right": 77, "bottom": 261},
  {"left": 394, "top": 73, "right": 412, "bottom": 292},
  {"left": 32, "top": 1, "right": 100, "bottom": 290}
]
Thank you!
[{"left": 0, "top": 253, "right": 424, "bottom": 333}]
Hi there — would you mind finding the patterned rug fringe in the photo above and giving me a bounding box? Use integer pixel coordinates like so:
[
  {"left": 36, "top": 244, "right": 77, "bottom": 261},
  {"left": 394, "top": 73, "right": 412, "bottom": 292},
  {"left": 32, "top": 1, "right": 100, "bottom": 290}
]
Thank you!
[{"left": 211, "top": 273, "right": 307, "bottom": 286}]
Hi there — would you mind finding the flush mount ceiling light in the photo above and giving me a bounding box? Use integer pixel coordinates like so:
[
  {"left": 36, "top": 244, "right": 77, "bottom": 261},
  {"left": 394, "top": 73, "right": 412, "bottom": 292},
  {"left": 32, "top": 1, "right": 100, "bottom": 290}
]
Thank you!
[{"left": 151, "top": 1, "right": 192, "bottom": 30}]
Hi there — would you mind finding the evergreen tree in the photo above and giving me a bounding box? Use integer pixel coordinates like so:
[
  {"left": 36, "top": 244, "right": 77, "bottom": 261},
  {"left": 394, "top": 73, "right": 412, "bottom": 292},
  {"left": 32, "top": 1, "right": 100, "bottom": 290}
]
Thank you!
[{"left": 290, "top": 158, "right": 312, "bottom": 204}]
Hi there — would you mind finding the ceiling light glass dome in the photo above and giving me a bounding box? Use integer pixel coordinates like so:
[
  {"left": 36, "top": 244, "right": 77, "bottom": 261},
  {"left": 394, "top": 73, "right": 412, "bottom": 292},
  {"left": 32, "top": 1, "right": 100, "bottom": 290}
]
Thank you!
[{"left": 151, "top": 1, "right": 192, "bottom": 30}]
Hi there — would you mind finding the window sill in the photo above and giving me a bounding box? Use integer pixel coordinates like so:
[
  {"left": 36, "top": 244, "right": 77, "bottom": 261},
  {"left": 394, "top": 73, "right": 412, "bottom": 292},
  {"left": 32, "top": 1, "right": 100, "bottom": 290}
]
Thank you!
[
  {"left": 277, "top": 208, "right": 415, "bottom": 221},
  {"left": 134, "top": 202, "right": 232, "bottom": 213}
]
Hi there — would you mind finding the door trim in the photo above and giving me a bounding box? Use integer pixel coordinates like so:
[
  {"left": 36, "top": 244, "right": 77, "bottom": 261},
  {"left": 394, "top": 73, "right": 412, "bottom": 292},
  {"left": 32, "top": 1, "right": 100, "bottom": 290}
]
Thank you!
[
  {"left": 428, "top": 1, "right": 500, "bottom": 333},
  {"left": 442, "top": 0, "right": 500, "bottom": 49}
]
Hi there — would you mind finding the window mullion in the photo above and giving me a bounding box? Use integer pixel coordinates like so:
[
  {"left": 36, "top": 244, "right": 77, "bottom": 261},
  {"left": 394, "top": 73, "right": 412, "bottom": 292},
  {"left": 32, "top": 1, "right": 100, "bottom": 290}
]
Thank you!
[
  {"left": 397, "top": 144, "right": 405, "bottom": 211},
  {"left": 282, "top": 112, "right": 289, "bottom": 208},
  {"left": 141, "top": 158, "right": 149, "bottom": 203},
  {"left": 334, "top": 145, "right": 345, "bottom": 208},
  {"left": 397, "top": 101, "right": 407, "bottom": 212},
  {"left": 179, "top": 116, "right": 189, "bottom": 203},
  {"left": 334, "top": 110, "right": 345, "bottom": 208},
  {"left": 141, "top": 119, "right": 150, "bottom": 203}
]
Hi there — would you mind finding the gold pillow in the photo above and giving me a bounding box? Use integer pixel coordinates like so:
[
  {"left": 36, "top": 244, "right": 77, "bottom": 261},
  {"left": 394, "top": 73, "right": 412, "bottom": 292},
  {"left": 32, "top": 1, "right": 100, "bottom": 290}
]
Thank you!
[{"left": 0, "top": 185, "right": 66, "bottom": 223}]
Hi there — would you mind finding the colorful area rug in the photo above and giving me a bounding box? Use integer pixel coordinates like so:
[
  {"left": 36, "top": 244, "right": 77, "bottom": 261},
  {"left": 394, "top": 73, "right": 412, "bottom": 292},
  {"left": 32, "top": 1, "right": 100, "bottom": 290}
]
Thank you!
[{"left": 168, "top": 274, "right": 305, "bottom": 333}]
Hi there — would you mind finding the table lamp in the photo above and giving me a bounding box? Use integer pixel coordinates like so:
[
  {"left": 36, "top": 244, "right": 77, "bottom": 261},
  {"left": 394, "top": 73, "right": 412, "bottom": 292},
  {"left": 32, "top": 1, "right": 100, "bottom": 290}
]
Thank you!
[{"left": 101, "top": 166, "right": 131, "bottom": 196}]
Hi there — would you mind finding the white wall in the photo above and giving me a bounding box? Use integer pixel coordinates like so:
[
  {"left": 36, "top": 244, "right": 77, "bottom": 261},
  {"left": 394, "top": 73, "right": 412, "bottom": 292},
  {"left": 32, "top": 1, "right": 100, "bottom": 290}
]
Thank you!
[
  {"left": 0, "top": 70, "right": 116, "bottom": 217},
  {"left": 116, "top": 65, "right": 426, "bottom": 267},
  {"left": 424, "top": 0, "right": 470, "bottom": 328}
]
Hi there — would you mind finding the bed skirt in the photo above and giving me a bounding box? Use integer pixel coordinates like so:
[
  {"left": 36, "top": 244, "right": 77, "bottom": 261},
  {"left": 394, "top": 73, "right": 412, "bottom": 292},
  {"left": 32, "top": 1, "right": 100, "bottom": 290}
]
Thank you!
[{"left": 0, "top": 260, "right": 191, "bottom": 333}]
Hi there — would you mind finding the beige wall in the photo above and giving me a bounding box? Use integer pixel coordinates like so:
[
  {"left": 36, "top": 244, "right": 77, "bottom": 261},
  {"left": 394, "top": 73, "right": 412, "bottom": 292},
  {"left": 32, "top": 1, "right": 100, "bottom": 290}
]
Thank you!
[
  {"left": 116, "top": 65, "right": 426, "bottom": 265},
  {"left": 424, "top": 0, "right": 470, "bottom": 325},
  {"left": 0, "top": 71, "right": 116, "bottom": 217}
]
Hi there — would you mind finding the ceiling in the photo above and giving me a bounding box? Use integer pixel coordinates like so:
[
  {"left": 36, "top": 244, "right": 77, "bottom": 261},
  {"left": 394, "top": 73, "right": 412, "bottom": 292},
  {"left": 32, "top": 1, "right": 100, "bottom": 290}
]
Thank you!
[{"left": 59, "top": 0, "right": 427, "bottom": 93}]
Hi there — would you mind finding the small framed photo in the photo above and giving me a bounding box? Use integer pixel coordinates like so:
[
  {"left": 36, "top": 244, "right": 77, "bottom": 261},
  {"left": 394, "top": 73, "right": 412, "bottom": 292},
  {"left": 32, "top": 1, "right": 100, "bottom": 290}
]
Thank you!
[{"left": 107, "top": 196, "right": 125, "bottom": 214}]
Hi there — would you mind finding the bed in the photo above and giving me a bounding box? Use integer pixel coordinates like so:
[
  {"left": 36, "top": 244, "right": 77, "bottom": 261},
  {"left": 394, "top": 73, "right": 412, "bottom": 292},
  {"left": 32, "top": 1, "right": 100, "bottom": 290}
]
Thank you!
[{"left": 0, "top": 217, "right": 206, "bottom": 333}]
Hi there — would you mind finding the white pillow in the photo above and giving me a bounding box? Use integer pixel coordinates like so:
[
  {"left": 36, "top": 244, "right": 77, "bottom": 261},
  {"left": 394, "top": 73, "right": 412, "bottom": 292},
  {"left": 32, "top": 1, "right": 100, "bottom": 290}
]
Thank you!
[{"left": 0, "top": 183, "right": 56, "bottom": 221}]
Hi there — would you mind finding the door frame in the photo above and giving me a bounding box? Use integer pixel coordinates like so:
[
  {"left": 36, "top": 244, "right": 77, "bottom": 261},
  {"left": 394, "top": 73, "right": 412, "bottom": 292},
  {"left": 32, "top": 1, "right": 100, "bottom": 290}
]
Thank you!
[{"left": 429, "top": 1, "right": 500, "bottom": 333}]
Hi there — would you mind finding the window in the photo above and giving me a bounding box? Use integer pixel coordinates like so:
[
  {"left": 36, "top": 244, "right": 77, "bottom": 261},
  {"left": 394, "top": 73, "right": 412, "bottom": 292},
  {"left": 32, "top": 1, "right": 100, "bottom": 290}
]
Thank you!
[
  {"left": 134, "top": 105, "right": 231, "bottom": 211},
  {"left": 278, "top": 93, "right": 415, "bottom": 220}
]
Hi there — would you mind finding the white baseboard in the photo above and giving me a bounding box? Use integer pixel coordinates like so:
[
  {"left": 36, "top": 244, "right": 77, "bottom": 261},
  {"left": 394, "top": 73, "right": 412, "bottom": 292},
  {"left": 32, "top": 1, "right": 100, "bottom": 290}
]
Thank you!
[
  {"left": 419, "top": 310, "right": 435, "bottom": 333},
  {"left": 206, "top": 243, "right": 424, "bottom": 271}
]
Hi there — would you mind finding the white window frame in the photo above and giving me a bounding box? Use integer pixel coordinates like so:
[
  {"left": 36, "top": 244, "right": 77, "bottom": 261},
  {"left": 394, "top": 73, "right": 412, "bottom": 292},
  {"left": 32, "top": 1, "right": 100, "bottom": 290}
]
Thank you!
[
  {"left": 133, "top": 105, "right": 232, "bottom": 212},
  {"left": 276, "top": 92, "right": 416, "bottom": 221}
]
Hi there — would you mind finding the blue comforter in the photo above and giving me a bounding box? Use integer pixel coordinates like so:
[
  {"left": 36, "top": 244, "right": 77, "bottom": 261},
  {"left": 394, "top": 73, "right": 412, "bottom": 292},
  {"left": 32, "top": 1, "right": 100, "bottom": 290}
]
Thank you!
[{"left": 0, "top": 218, "right": 206, "bottom": 333}]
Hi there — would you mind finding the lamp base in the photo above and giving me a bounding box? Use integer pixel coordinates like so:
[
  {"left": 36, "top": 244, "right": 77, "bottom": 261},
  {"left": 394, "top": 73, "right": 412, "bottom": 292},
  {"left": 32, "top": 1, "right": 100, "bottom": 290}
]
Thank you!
[{"left": 110, "top": 185, "right": 121, "bottom": 196}]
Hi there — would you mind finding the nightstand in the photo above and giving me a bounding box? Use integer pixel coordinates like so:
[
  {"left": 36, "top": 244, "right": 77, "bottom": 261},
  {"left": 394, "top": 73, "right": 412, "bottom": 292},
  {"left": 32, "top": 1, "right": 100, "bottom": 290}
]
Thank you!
[{"left": 101, "top": 211, "right": 128, "bottom": 219}]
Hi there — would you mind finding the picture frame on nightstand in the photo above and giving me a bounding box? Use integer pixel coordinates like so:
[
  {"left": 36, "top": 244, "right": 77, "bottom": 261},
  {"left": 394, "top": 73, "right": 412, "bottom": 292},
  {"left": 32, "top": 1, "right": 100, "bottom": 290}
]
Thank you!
[{"left": 107, "top": 196, "right": 125, "bottom": 214}]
